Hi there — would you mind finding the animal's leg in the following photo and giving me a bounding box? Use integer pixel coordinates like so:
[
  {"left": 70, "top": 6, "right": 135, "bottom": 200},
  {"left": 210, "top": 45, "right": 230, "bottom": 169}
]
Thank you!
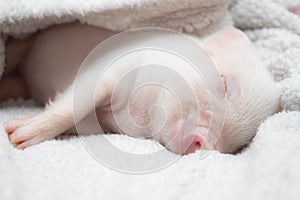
[
  {"left": 4, "top": 76, "right": 112, "bottom": 149},
  {"left": 4, "top": 37, "right": 33, "bottom": 76}
]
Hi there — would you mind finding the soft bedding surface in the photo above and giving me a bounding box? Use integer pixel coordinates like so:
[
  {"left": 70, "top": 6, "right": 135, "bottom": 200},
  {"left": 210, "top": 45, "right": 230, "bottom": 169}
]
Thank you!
[{"left": 0, "top": 0, "right": 300, "bottom": 200}]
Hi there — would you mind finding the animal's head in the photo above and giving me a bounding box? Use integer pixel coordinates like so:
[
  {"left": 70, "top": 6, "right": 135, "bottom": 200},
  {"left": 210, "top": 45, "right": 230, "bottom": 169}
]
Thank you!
[{"left": 160, "top": 27, "right": 280, "bottom": 154}]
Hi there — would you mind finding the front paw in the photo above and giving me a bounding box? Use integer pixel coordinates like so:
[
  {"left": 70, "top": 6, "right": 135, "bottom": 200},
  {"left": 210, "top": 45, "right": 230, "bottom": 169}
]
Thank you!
[{"left": 4, "top": 114, "right": 60, "bottom": 149}]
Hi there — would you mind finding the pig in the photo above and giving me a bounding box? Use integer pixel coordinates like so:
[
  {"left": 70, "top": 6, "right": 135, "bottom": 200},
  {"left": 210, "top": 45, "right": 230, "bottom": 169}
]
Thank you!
[{"left": 1, "top": 22, "right": 280, "bottom": 155}]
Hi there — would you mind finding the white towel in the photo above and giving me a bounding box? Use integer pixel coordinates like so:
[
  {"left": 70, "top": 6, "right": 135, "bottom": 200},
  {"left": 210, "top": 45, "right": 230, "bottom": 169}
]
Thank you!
[{"left": 0, "top": 0, "right": 300, "bottom": 199}]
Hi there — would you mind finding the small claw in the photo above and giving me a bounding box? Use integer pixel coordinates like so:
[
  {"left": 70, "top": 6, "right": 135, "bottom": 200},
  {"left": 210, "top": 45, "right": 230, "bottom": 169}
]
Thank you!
[
  {"left": 9, "top": 130, "right": 31, "bottom": 145},
  {"left": 4, "top": 121, "right": 15, "bottom": 135},
  {"left": 16, "top": 142, "right": 28, "bottom": 150},
  {"left": 3, "top": 115, "right": 32, "bottom": 134},
  {"left": 16, "top": 137, "right": 39, "bottom": 150}
]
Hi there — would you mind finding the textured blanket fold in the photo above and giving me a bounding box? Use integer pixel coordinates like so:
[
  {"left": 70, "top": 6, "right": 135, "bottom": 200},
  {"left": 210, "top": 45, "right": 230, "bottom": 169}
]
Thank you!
[
  {"left": 0, "top": 0, "right": 231, "bottom": 77},
  {"left": 0, "top": 0, "right": 300, "bottom": 200}
]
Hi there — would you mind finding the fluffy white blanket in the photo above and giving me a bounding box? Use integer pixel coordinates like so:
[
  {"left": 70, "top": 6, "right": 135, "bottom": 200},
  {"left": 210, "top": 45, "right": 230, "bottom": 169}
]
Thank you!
[{"left": 0, "top": 0, "right": 300, "bottom": 200}]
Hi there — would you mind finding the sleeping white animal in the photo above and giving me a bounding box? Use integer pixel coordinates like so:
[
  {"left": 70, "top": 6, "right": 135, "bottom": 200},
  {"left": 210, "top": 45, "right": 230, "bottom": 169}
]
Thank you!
[{"left": 1, "top": 22, "right": 280, "bottom": 155}]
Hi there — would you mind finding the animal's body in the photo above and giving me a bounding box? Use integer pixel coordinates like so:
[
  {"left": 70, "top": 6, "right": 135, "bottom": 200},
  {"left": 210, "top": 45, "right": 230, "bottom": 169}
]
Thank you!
[{"left": 2, "top": 22, "right": 280, "bottom": 154}]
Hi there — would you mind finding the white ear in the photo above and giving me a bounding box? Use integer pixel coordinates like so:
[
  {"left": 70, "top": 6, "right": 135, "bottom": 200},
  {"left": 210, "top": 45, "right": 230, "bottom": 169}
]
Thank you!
[{"left": 202, "top": 27, "right": 250, "bottom": 55}]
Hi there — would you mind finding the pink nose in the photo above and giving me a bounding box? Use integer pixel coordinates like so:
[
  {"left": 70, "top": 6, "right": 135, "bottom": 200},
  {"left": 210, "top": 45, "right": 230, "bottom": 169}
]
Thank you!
[
  {"left": 290, "top": 6, "right": 300, "bottom": 16},
  {"left": 182, "top": 134, "right": 204, "bottom": 155},
  {"left": 166, "top": 126, "right": 206, "bottom": 155}
]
